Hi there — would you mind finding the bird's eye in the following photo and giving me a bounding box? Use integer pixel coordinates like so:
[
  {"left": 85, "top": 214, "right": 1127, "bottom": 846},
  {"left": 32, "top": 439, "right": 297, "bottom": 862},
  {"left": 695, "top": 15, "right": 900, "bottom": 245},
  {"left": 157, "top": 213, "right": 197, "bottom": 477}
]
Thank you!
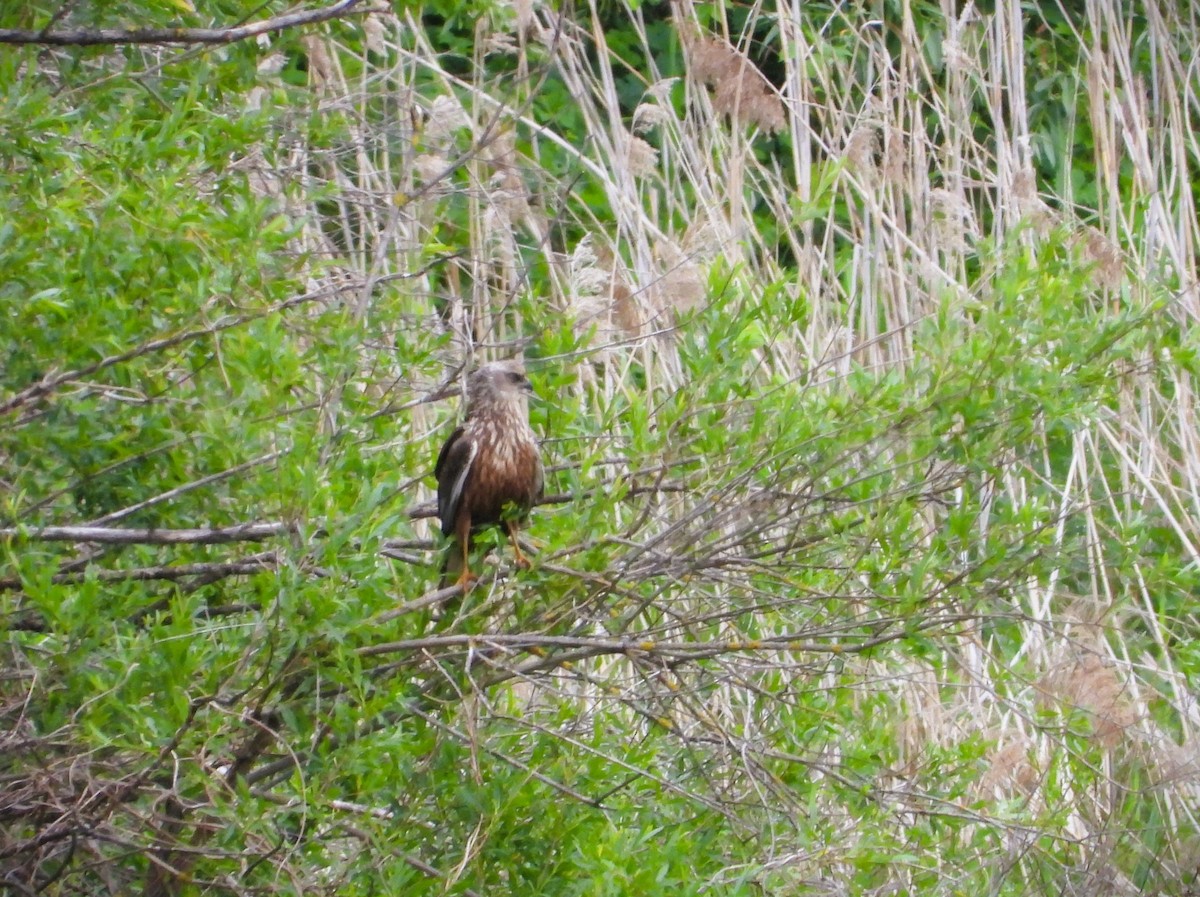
[{"left": 509, "top": 372, "right": 525, "bottom": 384}]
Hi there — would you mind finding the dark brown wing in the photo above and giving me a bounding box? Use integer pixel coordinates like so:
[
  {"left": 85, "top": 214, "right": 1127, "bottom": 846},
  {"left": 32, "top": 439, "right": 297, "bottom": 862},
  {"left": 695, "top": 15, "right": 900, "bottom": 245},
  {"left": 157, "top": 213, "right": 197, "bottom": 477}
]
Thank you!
[
  {"left": 434, "top": 426, "right": 465, "bottom": 482},
  {"left": 434, "top": 426, "right": 477, "bottom": 537}
]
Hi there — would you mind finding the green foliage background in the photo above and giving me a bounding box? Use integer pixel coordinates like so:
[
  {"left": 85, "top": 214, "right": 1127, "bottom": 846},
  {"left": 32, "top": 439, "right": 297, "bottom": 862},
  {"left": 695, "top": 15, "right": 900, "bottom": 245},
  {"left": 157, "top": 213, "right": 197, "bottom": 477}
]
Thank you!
[{"left": 3, "top": 0, "right": 1200, "bottom": 894}]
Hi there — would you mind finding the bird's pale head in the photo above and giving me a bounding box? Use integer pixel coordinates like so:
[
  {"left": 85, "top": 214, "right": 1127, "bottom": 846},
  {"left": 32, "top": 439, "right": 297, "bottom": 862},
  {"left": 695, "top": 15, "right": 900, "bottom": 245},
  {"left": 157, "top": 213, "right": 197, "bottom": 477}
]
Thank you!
[{"left": 467, "top": 359, "right": 535, "bottom": 418}]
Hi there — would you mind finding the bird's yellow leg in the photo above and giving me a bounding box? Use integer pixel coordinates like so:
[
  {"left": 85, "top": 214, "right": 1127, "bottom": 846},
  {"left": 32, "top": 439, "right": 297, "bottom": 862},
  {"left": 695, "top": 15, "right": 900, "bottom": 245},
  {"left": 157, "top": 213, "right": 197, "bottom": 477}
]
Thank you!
[
  {"left": 506, "top": 520, "right": 530, "bottom": 570},
  {"left": 456, "top": 514, "right": 478, "bottom": 588}
]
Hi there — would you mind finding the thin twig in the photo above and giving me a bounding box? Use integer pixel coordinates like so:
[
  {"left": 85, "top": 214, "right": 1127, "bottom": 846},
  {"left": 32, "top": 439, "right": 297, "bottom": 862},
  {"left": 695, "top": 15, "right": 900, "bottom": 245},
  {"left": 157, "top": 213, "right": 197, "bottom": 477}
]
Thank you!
[
  {"left": 0, "top": 287, "right": 343, "bottom": 418},
  {"left": 85, "top": 451, "right": 286, "bottom": 527}
]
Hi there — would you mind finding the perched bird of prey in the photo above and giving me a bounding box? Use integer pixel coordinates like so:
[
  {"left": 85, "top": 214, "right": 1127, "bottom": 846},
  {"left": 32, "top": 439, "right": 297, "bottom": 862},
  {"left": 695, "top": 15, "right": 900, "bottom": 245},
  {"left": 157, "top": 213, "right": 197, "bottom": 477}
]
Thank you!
[{"left": 435, "top": 360, "right": 544, "bottom": 588}]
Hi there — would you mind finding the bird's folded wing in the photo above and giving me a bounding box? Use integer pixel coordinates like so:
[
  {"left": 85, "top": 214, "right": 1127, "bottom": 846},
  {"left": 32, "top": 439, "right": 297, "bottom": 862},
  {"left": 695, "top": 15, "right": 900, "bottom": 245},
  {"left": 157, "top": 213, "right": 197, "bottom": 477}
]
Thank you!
[{"left": 435, "top": 429, "right": 477, "bottom": 536}]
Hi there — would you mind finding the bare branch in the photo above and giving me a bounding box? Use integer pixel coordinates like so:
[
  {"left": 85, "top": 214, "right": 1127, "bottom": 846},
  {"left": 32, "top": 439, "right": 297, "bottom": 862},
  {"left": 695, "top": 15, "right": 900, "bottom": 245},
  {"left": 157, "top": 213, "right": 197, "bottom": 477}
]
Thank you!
[
  {"left": 0, "top": 522, "right": 296, "bottom": 545},
  {"left": 1, "top": 483, "right": 683, "bottom": 547},
  {"left": 356, "top": 621, "right": 963, "bottom": 661},
  {"left": 0, "top": 1, "right": 378, "bottom": 47}
]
